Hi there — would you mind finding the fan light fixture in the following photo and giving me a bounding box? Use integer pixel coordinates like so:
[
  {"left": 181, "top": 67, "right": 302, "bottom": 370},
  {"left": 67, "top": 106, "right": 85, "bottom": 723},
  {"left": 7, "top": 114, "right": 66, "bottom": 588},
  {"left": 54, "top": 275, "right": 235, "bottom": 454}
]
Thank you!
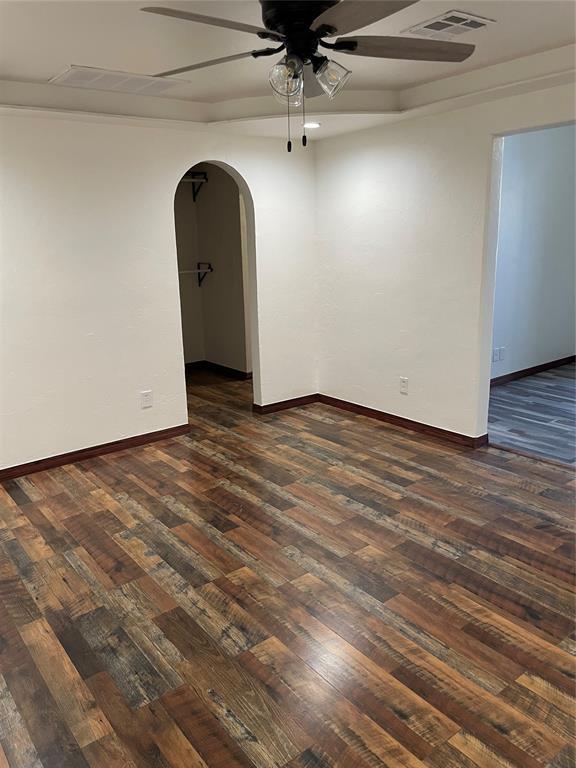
[
  {"left": 272, "top": 88, "right": 303, "bottom": 107},
  {"left": 140, "top": 1, "right": 477, "bottom": 154},
  {"left": 269, "top": 54, "right": 352, "bottom": 103},
  {"left": 315, "top": 59, "right": 352, "bottom": 99},
  {"left": 269, "top": 52, "right": 349, "bottom": 150},
  {"left": 268, "top": 55, "right": 303, "bottom": 99}
]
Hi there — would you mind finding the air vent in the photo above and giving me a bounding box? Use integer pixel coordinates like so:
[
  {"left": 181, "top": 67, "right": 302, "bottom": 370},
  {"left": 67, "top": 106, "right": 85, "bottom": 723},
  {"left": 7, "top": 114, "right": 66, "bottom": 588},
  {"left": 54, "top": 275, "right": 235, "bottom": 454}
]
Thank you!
[
  {"left": 50, "top": 66, "right": 178, "bottom": 96},
  {"left": 403, "top": 10, "right": 495, "bottom": 40}
]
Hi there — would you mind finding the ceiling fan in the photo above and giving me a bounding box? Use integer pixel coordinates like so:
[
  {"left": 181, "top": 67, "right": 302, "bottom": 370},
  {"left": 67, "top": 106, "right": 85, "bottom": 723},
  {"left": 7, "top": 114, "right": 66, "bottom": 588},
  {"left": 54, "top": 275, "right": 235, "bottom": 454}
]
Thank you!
[{"left": 142, "top": 1, "right": 476, "bottom": 149}]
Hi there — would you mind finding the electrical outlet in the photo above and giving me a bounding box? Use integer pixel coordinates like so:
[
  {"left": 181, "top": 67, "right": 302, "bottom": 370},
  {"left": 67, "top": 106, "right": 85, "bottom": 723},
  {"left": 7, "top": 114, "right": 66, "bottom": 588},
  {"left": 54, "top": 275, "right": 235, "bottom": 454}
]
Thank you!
[
  {"left": 498, "top": 347, "right": 505, "bottom": 361},
  {"left": 400, "top": 377, "right": 409, "bottom": 395},
  {"left": 492, "top": 348, "right": 499, "bottom": 363},
  {"left": 140, "top": 390, "right": 153, "bottom": 409}
]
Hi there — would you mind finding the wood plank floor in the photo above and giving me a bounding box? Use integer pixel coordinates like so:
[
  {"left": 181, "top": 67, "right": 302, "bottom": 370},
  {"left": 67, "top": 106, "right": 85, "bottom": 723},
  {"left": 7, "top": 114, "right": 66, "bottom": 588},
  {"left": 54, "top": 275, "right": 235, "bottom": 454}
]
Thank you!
[
  {"left": 489, "top": 363, "right": 576, "bottom": 466},
  {"left": 0, "top": 372, "right": 574, "bottom": 768}
]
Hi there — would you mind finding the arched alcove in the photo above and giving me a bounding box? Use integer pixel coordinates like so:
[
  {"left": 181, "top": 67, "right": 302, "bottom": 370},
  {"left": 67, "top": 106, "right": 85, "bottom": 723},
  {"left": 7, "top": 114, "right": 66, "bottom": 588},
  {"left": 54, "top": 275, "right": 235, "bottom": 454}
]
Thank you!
[{"left": 173, "top": 160, "right": 262, "bottom": 405}]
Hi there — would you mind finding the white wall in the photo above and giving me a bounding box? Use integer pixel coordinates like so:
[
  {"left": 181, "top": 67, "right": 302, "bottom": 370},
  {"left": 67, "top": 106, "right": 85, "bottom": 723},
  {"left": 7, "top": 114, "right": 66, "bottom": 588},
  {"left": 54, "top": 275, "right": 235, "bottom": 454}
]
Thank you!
[
  {"left": 1, "top": 83, "right": 574, "bottom": 470},
  {"left": 240, "top": 193, "right": 252, "bottom": 372},
  {"left": 0, "top": 111, "right": 318, "bottom": 469},
  {"left": 491, "top": 124, "right": 575, "bottom": 378},
  {"left": 315, "top": 85, "right": 574, "bottom": 438}
]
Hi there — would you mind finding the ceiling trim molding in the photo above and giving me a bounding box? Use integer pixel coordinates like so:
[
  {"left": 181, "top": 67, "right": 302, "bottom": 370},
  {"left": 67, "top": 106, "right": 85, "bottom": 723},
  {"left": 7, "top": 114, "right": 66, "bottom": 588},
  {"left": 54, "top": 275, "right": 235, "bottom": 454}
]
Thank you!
[
  {"left": 0, "top": 103, "right": 212, "bottom": 133},
  {"left": 1, "top": 45, "right": 573, "bottom": 139},
  {"left": 0, "top": 79, "right": 211, "bottom": 123},
  {"left": 399, "top": 69, "right": 574, "bottom": 119},
  {"left": 400, "top": 43, "right": 575, "bottom": 108},
  {"left": 205, "top": 91, "right": 401, "bottom": 121}
]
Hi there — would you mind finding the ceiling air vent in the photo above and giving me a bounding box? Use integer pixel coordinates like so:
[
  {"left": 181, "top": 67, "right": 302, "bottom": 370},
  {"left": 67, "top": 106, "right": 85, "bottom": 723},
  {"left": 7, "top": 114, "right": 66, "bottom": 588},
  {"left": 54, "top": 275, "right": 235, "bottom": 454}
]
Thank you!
[
  {"left": 49, "top": 66, "right": 178, "bottom": 96},
  {"left": 402, "top": 10, "right": 495, "bottom": 40}
]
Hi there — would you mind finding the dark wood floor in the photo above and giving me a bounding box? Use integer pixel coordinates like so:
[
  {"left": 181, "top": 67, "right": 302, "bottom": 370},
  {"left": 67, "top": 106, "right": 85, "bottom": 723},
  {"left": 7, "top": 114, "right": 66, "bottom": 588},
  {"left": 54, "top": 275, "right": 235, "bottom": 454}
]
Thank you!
[
  {"left": 0, "top": 373, "right": 575, "bottom": 768},
  {"left": 489, "top": 363, "right": 576, "bottom": 466}
]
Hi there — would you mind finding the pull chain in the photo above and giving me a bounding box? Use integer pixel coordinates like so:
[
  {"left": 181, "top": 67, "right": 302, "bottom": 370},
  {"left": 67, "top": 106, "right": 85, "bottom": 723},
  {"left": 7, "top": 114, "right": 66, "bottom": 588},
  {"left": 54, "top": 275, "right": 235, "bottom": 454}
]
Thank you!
[
  {"left": 287, "top": 93, "right": 292, "bottom": 152},
  {"left": 302, "top": 92, "right": 307, "bottom": 147}
]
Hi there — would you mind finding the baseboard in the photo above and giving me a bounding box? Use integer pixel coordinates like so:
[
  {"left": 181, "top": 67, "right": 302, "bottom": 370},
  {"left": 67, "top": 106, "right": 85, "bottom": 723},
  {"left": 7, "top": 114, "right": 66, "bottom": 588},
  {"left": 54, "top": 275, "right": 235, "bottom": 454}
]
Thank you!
[
  {"left": 318, "top": 395, "right": 488, "bottom": 448},
  {"left": 0, "top": 424, "right": 191, "bottom": 482},
  {"left": 185, "top": 361, "right": 252, "bottom": 380},
  {"left": 2, "top": 381, "right": 492, "bottom": 482},
  {"left": 491, "top": 355, "right": 575, "bottom": 387},
  {"left": 253, "top": 394, "right": 320, "bottom": 414},
  {"left": 253, "top": 393, "right": 487, "bottom": 448}
]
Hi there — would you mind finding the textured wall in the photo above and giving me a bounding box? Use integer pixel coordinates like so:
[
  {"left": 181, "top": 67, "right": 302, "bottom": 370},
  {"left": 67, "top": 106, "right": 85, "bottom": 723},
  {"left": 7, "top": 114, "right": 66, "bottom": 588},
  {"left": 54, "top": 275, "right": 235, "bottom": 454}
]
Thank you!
[
  {"left": 1, "top": 84, "right": 573, "bottom": 469},
  {"left": 315, "top": 85, "right": 574, "bottom": 437},
  {"left": 0, "top": 113, "right": 318, "bottom": 468}
]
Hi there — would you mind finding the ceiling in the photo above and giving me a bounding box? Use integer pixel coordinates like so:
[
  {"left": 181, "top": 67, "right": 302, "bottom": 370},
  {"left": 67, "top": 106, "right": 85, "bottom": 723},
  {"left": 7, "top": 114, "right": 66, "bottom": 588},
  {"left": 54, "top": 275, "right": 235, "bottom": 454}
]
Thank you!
[{"left": 0, "top": 0, "right": 574, "bottom": 105}]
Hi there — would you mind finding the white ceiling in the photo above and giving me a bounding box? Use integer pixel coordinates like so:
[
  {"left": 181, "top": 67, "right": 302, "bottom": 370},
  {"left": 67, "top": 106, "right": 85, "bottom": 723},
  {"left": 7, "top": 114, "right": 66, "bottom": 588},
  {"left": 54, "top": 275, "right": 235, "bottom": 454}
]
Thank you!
[{"left": 0, "top": 0, "right": 574, "bottom": 104}]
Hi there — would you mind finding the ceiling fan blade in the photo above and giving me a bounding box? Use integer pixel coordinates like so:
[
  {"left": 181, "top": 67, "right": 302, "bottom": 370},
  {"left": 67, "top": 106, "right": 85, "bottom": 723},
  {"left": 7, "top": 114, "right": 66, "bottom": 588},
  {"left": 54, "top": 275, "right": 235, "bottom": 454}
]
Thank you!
[
  {"left": 303, "top": 64, "right": 324, "bottom": 98},
  {"left": 155, "top": 50, "right": 265, "bottom": 78},
  {"left": 336, "top": 35, "right": 475, "bottom": 61},
  {"left": 141, "top": 7, "right": 282, "bottom": 40},
  {"left": 311, "top": 1, "right": 419, "bottom": 37}
]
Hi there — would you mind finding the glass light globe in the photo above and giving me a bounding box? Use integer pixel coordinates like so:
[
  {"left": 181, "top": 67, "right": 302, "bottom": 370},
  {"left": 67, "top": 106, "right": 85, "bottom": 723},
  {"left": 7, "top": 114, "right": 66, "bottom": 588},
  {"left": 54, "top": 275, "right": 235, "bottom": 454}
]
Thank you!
[
  {"left": 316, "top": 59, "right": 352, "bottom": 99},
  {"left": 269, "top": 55, "right": 303, "bottom": 98},
  {"left": 272, "top": 87, "right": 303, "bottom": 108}
]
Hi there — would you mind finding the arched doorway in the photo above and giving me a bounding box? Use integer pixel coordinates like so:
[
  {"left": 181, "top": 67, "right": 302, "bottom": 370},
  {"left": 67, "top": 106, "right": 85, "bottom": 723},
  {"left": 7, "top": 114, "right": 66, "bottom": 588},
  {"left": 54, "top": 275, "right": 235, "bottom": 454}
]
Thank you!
[{"left": 174, "top": 161, "right": 261, "bottom": 409}]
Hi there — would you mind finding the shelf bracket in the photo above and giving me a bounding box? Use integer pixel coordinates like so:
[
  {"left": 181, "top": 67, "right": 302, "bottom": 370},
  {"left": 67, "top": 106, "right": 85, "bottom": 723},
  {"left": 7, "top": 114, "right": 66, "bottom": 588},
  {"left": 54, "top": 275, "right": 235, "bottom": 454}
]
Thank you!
[
  {"left": 181, "top": 171, "right": 208, "bottom": 201},
  {"left": 196, "top": 262, "right": 213, "bottom": 287}
]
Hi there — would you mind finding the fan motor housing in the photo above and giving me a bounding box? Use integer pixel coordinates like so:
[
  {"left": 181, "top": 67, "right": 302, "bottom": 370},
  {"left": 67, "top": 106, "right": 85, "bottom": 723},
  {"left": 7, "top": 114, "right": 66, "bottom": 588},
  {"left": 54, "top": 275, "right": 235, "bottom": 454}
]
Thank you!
[
  {"left": 260, "top": 0, "right": 337, "bottom": 61},
  {"left": 260, "top": 1, "right": 337, "bottom": 36}
]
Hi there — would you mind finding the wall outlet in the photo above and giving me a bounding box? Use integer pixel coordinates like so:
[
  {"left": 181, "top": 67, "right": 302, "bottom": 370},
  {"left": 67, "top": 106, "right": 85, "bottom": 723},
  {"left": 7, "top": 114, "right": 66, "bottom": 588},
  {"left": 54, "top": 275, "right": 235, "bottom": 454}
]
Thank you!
[
  {"left": 140, "top": 390, "right": 153, "bottom": 409},
  {"left": 400, "top": 377, "right": 409, "bottom": 395},
  {"left": 493, "top": 347, "right": 506, "bottom": 362}
]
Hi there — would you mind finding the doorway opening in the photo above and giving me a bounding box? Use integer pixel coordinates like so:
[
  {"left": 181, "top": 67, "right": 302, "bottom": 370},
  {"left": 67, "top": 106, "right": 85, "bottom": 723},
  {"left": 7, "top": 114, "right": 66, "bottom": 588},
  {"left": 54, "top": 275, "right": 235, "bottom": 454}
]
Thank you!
[
  {"left": 485, "top": 123, "right": 575, "bottom": 465},
  {"left": 174, "top": 161, "right": 256, "bottom": 416}
]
